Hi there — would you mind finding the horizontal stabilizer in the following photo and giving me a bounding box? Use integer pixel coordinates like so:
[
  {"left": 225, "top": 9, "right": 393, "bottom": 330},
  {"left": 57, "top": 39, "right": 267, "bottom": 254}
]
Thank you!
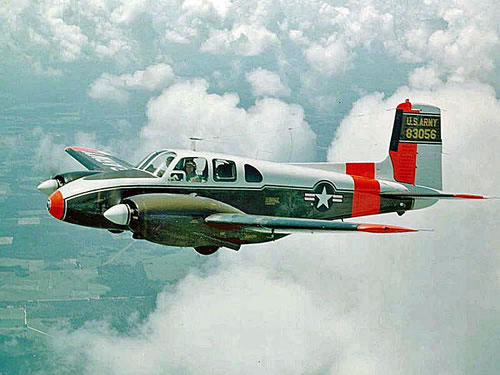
[
  {"left": 380, "top": 192, "right": 490, "bottom": 199},
  {"left": 206, "top": 214, "right": 417, "bottom": 234}
]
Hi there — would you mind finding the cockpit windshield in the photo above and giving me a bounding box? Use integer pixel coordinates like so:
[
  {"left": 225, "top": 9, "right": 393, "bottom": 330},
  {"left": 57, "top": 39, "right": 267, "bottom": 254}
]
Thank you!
[{"left": 137, "top": 151, "right": 177, "bottom": 177}]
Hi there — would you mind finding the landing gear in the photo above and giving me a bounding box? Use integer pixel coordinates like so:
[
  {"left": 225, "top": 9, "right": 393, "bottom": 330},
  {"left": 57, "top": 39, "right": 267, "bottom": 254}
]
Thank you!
[{"left": 194, "top": 246, "right": 220, "bottom": 255}]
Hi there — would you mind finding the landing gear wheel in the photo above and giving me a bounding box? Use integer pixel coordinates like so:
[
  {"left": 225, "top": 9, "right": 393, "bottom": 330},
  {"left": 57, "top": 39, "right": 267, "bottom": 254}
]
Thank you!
[{"left": 194, "top": 246, "right": 220, "bottom": 255}]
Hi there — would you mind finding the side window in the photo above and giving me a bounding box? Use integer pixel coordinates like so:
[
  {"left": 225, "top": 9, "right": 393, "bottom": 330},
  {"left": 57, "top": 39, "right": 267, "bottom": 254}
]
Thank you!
[
  {"left": 168, "top": 157, "right": 208, "bottom": 183},
  {"left": 213, "top": 159, "right": 237, "bottom": 182},
  {"left": 244, "top": 164, "right": 263, "bottom": 183}
]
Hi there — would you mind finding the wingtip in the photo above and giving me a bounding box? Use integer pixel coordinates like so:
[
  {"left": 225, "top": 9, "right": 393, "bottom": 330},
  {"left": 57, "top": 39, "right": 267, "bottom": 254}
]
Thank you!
[
  {"left": 357, "top": 224, "right": 418, "bottom": 233},
  {"left": 453, "top": 194, "right": 488, "bottom": 199},
  {"left": 66, "top": 146, "right": 100, "bottom": 153}
]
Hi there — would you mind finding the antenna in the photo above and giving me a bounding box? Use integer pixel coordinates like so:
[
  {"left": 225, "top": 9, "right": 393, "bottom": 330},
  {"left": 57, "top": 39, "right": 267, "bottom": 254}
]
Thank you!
[{"left": 189, "top": 137, "right": 203, "bottom": 151}]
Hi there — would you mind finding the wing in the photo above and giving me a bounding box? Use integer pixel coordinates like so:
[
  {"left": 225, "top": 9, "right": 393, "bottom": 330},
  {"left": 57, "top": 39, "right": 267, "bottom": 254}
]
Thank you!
[
  {"left": 205, "top": 214, "right": 417, "bottom": 234},
  {"left": 65, "top": 147, "right": 133, "bottom": 171}
]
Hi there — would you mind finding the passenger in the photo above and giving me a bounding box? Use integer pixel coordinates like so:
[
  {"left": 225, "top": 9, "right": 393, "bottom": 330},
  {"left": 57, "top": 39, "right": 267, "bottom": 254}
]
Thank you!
[{"left": 185, "top": 161, "right": 202, "bottom": 182}]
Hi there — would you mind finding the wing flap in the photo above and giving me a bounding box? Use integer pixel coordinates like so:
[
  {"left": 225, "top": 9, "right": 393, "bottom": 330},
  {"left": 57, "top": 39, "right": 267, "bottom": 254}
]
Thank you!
[
  {"left": 65, "top": 147, "right": 133, "bottom": 171},
  {"left": 205, "top": 214, "right": 417, "bottom": 233}
]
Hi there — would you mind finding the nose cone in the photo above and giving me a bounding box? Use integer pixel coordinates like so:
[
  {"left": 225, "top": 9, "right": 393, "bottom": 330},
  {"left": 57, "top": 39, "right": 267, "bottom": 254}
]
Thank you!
[
  {"left": 37, "top": 179, "right": 60, "bottom": 196},
  {"left": 104, "top": 204, "right": 130, "bottom": 226},
  {"left": 48, "top": 190, "right": 65, "bottom": 220}
]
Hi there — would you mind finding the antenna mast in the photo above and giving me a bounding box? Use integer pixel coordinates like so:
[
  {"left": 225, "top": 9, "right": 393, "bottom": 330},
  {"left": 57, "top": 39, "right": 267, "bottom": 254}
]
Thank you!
[{"left": 189, "top": 137, "right": 203, "bottom": 151}]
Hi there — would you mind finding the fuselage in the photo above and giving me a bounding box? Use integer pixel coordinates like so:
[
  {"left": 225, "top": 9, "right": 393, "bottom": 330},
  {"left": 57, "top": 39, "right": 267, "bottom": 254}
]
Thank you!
[{"left": 48, "top": 149, "right": 415, "bottom": 234}]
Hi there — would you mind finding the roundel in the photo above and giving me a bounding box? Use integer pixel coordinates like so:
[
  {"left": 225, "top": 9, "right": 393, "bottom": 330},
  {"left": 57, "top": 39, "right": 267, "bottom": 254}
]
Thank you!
[{"left": 304, "top": 182, "right": 343, "bottom": 212}]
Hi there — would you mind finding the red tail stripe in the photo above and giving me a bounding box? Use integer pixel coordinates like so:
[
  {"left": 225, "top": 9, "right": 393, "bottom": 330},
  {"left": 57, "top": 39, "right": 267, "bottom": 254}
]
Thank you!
[
  {"left": 351, "top": 176, "right": 380, "bottom": 217},
  {"left": 389, "top": 143, "right": 417, "bottom": 184},
  {"left": 346, "top": 163, "right": 375, "bottom": 179}
]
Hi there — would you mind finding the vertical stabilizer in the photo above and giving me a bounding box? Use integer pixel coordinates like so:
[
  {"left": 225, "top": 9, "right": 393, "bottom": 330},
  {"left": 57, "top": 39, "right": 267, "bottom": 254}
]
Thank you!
[{"left": 382, "top": 99, "right": 442, "bottom": 189}]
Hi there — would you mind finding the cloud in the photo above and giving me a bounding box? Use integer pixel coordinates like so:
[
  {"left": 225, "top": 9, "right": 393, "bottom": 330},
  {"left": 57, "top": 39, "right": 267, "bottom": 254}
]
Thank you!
[
  {"left": 201, "top": 24, "right": 279, "bottom": 56},
  {"left": 181, "top": 0, "right": 233, "bottom": 19},
  {"left": 408, "top": 66, "right": 442, "bottom": 90},
  {"left": 32, "top": 61, "right": 63, "bottom": 77},
  {"left": 33, "top": 128, "right": 82, "bottom": 176},
  {"left": 88, "top": 63, "right": 176, "bottom": 103},
  {"left": 139, "top": 79, "right": 316, "bottom": 162},
  {"left": 305, "top": 37, "right": 352, "bottom": 76},
  {"left": 54, "top": 265, "right": 338, "bottom": 375},
  {"left": 245, "top": 68, "right": 291, "bottom": 97},
  {"left": 110, "top": 0, "right": 148, "bottom": 25},
  {"left": 1, "top": 0, "right": 499, "bottom": 89}
]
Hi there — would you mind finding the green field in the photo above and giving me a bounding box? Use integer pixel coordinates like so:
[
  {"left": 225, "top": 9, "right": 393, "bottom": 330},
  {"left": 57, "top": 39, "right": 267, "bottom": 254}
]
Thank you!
[{"left": 0, "top": 308, "right": 24, "bottom": 328}]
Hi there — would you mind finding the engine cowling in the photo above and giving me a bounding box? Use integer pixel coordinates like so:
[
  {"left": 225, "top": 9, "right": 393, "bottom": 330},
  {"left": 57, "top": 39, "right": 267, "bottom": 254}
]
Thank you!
[
  {"left": 54, "top": 171, "right": 100, "bottom": 185},
  {"left": 104, "top": 193, "right": 243, "bottom": 247},
  {"left": 38, "top": 171, "right": 101, "bottom": 196}
]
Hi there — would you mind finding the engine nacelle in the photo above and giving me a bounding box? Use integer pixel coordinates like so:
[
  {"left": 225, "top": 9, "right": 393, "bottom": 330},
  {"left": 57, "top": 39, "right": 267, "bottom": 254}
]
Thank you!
[
  {"left": 104, "top": 193, "right": 243, "bottom": 246},
  {"left": 38, "top": 171, "right": 101, "bottom": 195},
  {"left": 54, "top": 171, "right": 100, "bottom": 185}
]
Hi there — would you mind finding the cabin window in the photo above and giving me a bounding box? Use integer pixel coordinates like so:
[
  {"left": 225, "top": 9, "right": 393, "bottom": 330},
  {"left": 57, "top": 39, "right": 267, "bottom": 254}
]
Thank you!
[
  {"left": 145, "top": 151, "right": 177, "bottom": 177},
  {"left": 213, "top": 159, "right": 237, "bottom": 182},
  {"left": 168, "top": 157, "right": 208, "bottom": 183},
  {"left": 244, "top": 164, "right": 263, "bottom": 183}
]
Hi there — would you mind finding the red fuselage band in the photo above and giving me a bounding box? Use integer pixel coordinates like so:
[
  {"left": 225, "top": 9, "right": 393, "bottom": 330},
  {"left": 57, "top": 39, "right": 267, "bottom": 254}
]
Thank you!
[{"left": 351, "top": 176, "right": 380, "bottom": 217}]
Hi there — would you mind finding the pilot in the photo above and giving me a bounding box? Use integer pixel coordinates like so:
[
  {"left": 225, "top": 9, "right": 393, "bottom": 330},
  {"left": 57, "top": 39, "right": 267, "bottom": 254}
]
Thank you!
[{"left": 185, "top": 161, "right": 202, "bottom": 182}]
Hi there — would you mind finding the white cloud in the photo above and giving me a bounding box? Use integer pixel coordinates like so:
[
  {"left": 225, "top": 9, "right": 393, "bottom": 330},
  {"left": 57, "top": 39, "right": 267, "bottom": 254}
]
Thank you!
[
  {"left": 94, "top": 39, "right": 131, "bottom": 60},
  {"left": 201, "top": 24, "right": 278, "bottom": 56},
  {"left": 245, "top": 68, "right": 291, "bottom": 97},
  {"left": 139, "top": 79, "right": 316, "bottom": 161},
  {"left": 88, "top": 63, "right": 175, "bottom": 103},
  {"left": 181, "top": 0, "right": 233, "bottom": 19},
  {"left": 33, "top": 61, "right": 63, "bottom": 77},
  {"left": 305, "top": 37, "right": 352, "bottom": 76},
  {"left": 1, "top": 0, "right": 499, "bottom": 86},
  {"left": 408, "top": 66, "right": 442, "bottom": 90},
  {"left": 42, "top": 3, "right": 89, "bottom": 62},
  {"left": 110, "top": 0, "right": 147, "bottom": 24},
  {"left": 33, "top": 128, "right": 82, "bottom": 175}
]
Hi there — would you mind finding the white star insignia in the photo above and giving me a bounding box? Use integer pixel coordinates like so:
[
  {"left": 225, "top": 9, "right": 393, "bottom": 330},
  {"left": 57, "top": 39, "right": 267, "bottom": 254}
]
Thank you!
[{"left": 315, "top": 186, "right": 333, "bottom": 209}]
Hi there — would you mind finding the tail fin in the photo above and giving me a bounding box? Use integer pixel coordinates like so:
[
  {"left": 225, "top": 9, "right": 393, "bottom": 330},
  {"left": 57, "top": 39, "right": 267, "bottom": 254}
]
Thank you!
[{"left": 380, "top": 99, "right": 442, "bottom": 189}]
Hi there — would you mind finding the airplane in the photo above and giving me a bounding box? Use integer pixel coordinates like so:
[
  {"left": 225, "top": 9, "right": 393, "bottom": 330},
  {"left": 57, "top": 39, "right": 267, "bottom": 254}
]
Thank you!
[{"left": 37, "top": 99, "right": 489, "bottom": 255}]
